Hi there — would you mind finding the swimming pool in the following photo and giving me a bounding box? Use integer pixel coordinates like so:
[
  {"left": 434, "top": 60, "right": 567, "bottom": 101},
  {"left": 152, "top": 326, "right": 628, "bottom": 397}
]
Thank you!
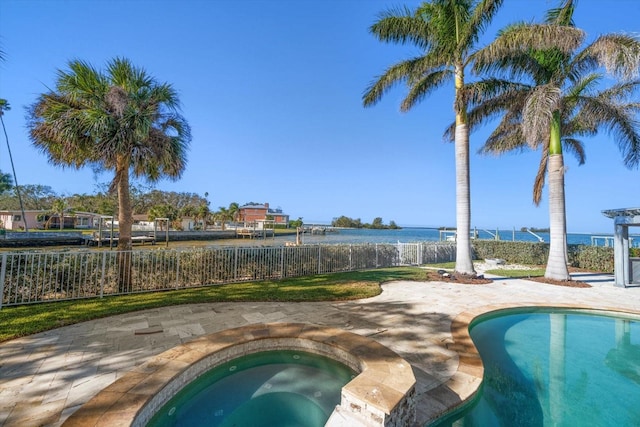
[
  {"left": 431, "top": 310, "right": 640, "bottom": 426},
  {"left": 147, "top": 350, "right": 355, "bottom": 427}
]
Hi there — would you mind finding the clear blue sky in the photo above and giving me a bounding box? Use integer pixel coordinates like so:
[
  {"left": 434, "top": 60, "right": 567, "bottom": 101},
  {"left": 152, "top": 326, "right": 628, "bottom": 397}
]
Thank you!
[{"left": 1, "top": 0, "right": 638, "bottom": 233}]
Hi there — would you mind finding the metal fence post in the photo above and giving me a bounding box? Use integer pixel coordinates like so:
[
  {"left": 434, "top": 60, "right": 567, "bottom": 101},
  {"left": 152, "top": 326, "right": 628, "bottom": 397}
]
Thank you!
[
  {"left": 234, "top": 246, "right": 239, "bottom": 281},
  {"left": 375, "top": 244, "right": 379, "bottom": 268},
  {"left": 0, "top": 253, "right": 7, "bottom": 310},
  {"left": 100, "top": 252, "right": 107, "bottom": 298},
  {"left": 318, "top": 245, "right": 322, "bottom": 274},
  {"left": 175, "top": 250, "right": 181, "bottom": 290},
  {"left": 280, "top": 246, "right": 285, "bottom": 279}
]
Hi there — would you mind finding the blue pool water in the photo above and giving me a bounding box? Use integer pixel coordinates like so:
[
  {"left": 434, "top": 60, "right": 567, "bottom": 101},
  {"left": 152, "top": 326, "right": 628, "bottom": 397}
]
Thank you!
[
  {"left": 431, "top": 310, "right": 640, "bottom": 426},
  {"left": 147, "top": 350, "right": 355, "bottom": 427}
]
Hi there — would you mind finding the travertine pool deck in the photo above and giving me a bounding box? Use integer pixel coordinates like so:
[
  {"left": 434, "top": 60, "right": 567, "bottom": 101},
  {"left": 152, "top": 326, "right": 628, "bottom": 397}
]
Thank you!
[{"left": 1, "top": 270, "right": 638, "bottom": 426}]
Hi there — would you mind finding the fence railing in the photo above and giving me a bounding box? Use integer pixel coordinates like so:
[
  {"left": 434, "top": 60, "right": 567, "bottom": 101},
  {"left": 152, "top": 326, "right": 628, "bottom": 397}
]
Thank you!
[{"left": 0, "top": 242, "right": 456, "bottom": 309}]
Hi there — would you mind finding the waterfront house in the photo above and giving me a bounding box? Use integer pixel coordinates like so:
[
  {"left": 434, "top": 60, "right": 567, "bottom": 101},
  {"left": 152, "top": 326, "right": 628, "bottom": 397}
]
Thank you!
[
  {"left": 237, "top": 203, "right": 290, "bottom": 227},
  {"left": 0, "top": 210, "right": 99, "bottom": 230}
]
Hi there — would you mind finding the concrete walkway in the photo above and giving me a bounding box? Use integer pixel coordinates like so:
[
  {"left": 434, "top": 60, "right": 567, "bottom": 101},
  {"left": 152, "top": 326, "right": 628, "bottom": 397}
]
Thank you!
[{"left": 1, "top": 270, "right": 638, "bottom": 426}]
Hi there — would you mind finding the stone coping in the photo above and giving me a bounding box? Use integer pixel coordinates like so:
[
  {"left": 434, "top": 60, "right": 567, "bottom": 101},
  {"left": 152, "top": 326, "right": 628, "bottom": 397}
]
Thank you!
[
  {"left": 62, "top": 322, "right": 416, "bottom": 427},
  {"left": 422, "top": 303, "right": 640, "bottom": 424}
]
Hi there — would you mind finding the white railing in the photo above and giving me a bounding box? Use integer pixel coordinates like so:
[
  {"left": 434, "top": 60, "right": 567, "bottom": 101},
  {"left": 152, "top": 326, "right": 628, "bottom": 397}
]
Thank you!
[{"left": 0, "top": 242, "right": 456, "bottom": 309}]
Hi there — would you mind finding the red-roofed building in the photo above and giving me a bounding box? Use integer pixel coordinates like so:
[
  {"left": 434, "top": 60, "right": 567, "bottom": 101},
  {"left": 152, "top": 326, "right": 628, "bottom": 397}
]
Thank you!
[{"left": 237, "top": 203, "right": 290, "bottom": 227}]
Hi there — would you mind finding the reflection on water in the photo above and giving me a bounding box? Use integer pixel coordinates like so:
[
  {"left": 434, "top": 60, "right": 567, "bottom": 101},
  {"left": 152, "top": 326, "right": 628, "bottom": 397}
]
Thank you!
[{"left": 430, "top": 312, "right": 640, "bottom": 426}]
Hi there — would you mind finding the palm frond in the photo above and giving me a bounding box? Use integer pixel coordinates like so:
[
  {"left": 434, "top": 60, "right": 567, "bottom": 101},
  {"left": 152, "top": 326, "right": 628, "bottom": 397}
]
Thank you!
[
  {"left": 545, "top": 0, "right": 576, "bottom": 26},
  {"left": 480, "top": 118, "right": 527, "bottom": 155},
  {"left": 363, "top": 56, "right": 424, "bottom": 107},
  {"left": 459, "top": 78, "right": 527, "bottom": 110},
  {"left": 561, "top": 137, "right": 586, "bottom": 164},
  {"left": 586, "top": 96, "right": 640, "bottom": 167},
  {"left": 401, "top": 68, "right": 450, "bottom": 112},
  {"left": 579, "top": 34, "right": 640, "bottom": 80},
  {"left": 522, "top": 84, "right": 561, "bottom": 147},
  {"left": 533, "top": 146, "right": 549, "bottom": 205},
  {"left": 370, "top": 6, "right": 429, "bottom": 49},
  {"left": 464, "top": 0, "right": 505, "bottom": 51},
  {"left": 474, "top": 24, "right": 584, "bottom": 68}
]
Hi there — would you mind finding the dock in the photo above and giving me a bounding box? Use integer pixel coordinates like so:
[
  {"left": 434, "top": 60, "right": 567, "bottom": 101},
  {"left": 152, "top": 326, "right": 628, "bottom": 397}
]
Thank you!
[
  {"left": 84, "top": 234, "right": 156, "bottom": 246},
  {"left": 236, "top": 228, "right": 274, "bottom": 239},
  {"left": 301, "top": 225, "right": 338, "bottom": 235}
]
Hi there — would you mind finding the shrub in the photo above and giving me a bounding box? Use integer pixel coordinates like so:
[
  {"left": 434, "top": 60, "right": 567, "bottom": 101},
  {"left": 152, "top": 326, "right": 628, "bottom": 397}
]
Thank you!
[{"left": 472, "top": 240, "right": 614, "bottom": 272}]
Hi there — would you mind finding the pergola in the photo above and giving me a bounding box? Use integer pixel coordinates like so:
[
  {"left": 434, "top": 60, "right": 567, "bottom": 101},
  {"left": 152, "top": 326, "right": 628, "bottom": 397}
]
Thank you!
[{"left": 602, "top": 207, "right": 640, "bottom": 287}]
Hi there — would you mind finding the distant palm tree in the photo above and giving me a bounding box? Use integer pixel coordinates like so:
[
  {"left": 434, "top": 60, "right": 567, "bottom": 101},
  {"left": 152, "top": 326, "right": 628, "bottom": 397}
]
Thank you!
[
  {"left": 466, "top": 0, "right": 640, "bottom": 280},
  {"left": 149, "top": 204, "right": 178, "bottom": 231},
  {"left": 0, "top": 99, "right": 29, "bottom": 231},
  {"left": 196, "top": 204, "right": 210, "bottom": 231},
  {"left": 0, "top": 171, "right": 11, "bottom": 194},
  {"left": 363, "top": 0, "right": 505, "bottom": 275},
  {"left": 215, "top": 202, "right": 239, "bottom": 230},
  {"left": 51, "top": 198, "right": 68, "bottom": 230},
  {"left": 27, "top": 57, "right": 191, "bottom": 250}
]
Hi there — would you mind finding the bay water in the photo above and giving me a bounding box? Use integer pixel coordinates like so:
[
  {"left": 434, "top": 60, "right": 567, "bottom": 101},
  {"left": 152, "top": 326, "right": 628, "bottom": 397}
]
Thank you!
[{"left": 258, "top": 227, "right": 636, "bottom": 247}]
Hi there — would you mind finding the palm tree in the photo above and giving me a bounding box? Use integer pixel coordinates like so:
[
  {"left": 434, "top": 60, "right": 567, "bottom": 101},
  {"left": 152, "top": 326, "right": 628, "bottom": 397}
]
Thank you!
[
  {"left": 215, "top": 202, "right": 239, "bottom": 230},
  {"left": 149, "top": 204, "right": 178, "bottom": 231},
  {"left": 0, "top": 100, "right": 29, "bottom": 231},
  {"left": 27, "top": 57, "right": 191, "bottom": 250},
  {"left": 51, "top": 198, "right": 68, "bottom": 230},
  {"left": 363, "top": 0, "right": 506, "bottom": 275},
  {"left": 195, "top": 204, "right": 210, "bottom": 231},
  {"left": 466, "top": 0, "right": 640, "bottom": 280},
  {"left": 0, "top": 171, "right": 11, "bottom": 193}
]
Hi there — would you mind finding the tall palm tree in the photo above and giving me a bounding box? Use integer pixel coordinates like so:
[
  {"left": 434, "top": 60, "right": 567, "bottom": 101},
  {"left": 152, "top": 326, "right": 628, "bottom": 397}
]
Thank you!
[
  {"left": 27, "top": 57, "right": 191, "bottom": 250},
  {"left": 0, "top": 100, "right": 29, "bottom": 231},
  {"left": 363, "top": 0, "right": 505, "bottom": 275},
  {"left": 466, "top": 0, "right": 640, "bottom": 280}
]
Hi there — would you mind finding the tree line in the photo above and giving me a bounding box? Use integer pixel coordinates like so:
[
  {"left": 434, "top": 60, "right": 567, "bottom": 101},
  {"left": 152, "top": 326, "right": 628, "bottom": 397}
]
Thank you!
[
  {"left": 331, "top": 216, "right": 400, "bottom": 230},
  {"left": 0, "top": 183, "right": 251, "bottom": 230}
]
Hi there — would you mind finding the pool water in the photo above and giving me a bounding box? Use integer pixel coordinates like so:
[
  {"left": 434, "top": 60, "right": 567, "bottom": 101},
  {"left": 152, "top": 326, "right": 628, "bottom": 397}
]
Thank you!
[
  {"left": 431, "top": 311, "right": 640, "bottom": 426},
  {"left": 147, "top": 350, "right": 356, "bottom": 427}
]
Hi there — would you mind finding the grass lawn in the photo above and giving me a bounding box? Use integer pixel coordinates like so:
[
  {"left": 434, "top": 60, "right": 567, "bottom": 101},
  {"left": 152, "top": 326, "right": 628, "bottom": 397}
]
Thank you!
[
  {"left": 486, "top": 268, "right": 545, "bottom": 277},
  {"left": 425, "top": 261, "right": 545, "bottom": 278},
  {"left": 0, "top": 267, "right": 426, "bottom": 343}
]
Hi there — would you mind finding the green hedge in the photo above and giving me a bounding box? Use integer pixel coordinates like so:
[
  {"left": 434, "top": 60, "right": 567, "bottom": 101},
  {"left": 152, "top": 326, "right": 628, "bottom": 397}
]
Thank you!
[
  {"left": 472, "top": 240, "right": 615, "bottom": 273},
  {"left": 472, "top": 240, "right": 549, "bottom": 265}
]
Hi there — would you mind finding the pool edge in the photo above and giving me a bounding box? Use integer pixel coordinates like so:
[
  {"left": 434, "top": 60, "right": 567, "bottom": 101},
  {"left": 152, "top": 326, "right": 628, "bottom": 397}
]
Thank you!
[
  {"left": 421, "top": 302, "right": 640, "bottom": 425},
  {"left": 61, "top": 322, "right": 417, "bottom": 427}
]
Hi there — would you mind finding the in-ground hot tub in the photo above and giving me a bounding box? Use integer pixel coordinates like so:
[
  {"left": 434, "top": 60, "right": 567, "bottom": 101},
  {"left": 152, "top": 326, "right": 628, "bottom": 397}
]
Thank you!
[{"left": 62, "top": 323, "right": 416, "bottom": 427}]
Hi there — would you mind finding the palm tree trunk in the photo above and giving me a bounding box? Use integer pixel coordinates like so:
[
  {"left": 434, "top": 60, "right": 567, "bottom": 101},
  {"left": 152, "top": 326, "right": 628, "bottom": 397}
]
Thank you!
[
  {"left": 454, "top": 122, "right": 476, "bottom": 275},
  {"left": 545, "top": 153, "right": 570, "bottom": 280},
  {"left": 453, "top": 62, "right": 475, "bottom": 275},
  {"left": 545, "top": 112, "right": 570, "bottom": 281},
  {"left": 116, "top": 156, "right": 133, "bottom": 292},
  {"left": 116, "top": 158, "right": 132, "bottom": 251},
  {"left": 1, "top": 115, "right": 28, "bottom": 232}
]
